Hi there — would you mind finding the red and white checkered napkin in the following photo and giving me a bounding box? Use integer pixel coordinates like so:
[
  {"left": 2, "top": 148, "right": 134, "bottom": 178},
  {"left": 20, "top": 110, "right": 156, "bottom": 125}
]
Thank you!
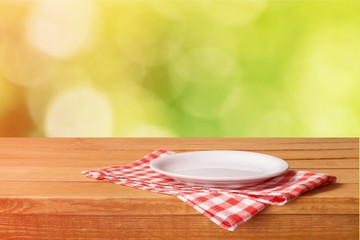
[{"left": 82, "top": 149, "right": 336, "bottom": 231}]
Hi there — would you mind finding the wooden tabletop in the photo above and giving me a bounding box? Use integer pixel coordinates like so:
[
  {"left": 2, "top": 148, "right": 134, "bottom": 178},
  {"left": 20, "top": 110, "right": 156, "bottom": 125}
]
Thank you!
[{"left": 0, "top": 138, "right": 358, "bottom": 240}]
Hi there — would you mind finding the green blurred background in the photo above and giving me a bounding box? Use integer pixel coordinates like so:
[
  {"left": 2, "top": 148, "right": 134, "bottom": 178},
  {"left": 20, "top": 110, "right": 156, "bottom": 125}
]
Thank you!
[{"left": 0, "top": 0, "right": 359, "bottom": 137}]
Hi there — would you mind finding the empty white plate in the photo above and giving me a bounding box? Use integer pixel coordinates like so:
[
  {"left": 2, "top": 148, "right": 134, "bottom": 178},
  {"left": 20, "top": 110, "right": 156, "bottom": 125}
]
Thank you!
[{"left": 150, "top": 150, "right": 289, "bottom": 188}]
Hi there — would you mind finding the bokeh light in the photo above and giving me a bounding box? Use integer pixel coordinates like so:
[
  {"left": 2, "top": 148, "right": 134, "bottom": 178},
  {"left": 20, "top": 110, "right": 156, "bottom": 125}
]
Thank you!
[
  {"left": 26, "top": 0, "right": 95, "bottom": 59},
  {"left": 45, "top": 86, "right": 113, "bottom": 137},
  {"left": 0, "top": 0, "right": 359, "bottom": 137}
]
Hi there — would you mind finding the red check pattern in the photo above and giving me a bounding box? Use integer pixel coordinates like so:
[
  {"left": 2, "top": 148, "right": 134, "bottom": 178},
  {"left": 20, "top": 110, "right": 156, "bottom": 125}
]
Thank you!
[{"left": 82, "top": 149, "right": 336, "bottom": 231}]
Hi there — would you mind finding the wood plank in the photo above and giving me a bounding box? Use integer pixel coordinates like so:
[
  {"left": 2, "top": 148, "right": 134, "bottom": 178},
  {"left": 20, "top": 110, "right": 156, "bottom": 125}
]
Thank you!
[
  {"left": 0, "top": 138, "right": 358, "bottom": 159},
  {"left": 289, "top": 168, "right": 358, "bottom": 183},
  {"left": 0, "top": 156, "right": 358, "bottom": 169},
  {"left": 0, "top": 167, "right": 356, "bottom": 183},
  {"left": 0, "top": 182, "right": 357, "bottom": 200},
  {"left": 0, "top": 194, "right": 357, "bottom": 216},
  {"left": 287, "top": 159, "right": 358, "bottom": 168},
  {"left": 0, "top": 138, "right": 357, "bottom": 239},
  {"left": 0, "top": 214, "right": 357, "bottom": 240},
  {"left": 0, "top": 180, "right": 357, "bottom": 199},
  {"left": 0, "top": 148, "right": 356, "bottom": 160},
  {"left": 0, "top": 183, "right": 357, "bottom": 215}
]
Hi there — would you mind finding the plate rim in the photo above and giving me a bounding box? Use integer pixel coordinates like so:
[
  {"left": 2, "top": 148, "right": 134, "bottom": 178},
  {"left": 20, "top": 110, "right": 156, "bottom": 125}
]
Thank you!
[{"left": 149, "top": 150, "right": 289, "bottom": 182}]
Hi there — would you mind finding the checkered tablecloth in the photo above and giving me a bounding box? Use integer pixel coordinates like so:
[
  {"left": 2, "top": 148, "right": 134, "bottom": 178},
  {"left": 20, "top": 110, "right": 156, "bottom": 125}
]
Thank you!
[{"left": 82, "top": 149, "right": 336, "bottom": 231}]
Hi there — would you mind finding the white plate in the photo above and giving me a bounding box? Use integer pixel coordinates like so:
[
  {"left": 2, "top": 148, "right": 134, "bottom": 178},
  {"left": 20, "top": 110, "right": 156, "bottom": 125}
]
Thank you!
[{"left": 150, "top": 150, "right": 289, "bottom": 188}]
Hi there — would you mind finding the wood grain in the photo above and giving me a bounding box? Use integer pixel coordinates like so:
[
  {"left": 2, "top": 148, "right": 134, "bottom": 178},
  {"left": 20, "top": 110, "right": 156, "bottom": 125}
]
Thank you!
[
  {"left": 0, "top": 138, "right": 358, "bottom": 240},
  {"left": 0, "top": 214, "right": 357, "bottom": 240},
  {"left": 0, "top": 187, "right": 357, "bottom": 215}
]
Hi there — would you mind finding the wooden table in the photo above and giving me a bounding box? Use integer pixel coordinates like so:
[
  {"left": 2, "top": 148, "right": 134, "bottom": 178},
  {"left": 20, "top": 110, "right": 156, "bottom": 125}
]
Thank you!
[{"left": 0, "top": 138, "right": 358, "bottom": 239}]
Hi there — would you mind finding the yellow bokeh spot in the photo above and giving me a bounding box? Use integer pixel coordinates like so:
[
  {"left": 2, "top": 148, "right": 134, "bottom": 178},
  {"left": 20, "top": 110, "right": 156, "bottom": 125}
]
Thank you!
[
  {"left": 26, "top": 0, "right": 95, "bottom": 59},
  {"left": 45, "top": 87, "right": 113, "bottom": 137},
  {"left": 204, "top": 0, "right": 267, "bottom": 26}
]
